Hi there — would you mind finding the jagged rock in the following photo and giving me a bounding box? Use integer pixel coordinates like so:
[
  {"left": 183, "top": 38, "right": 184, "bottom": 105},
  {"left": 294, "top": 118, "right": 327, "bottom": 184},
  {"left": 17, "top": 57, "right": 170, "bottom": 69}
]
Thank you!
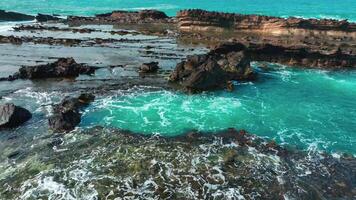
[
  {"left": 36, "top": 13, "right": 61, "bottom": 22},
  {"left": 139, "top": 62, "right": 159, "bottom": 73},
  {"left": 48, "top": 93, "right": 95, "bottom": 133},
  {"left": 0, "top": 104, "right": 32, "bottom": 128},
  {"left": 170, "top": 44, "right": 255, "bottom": 92},
  {"left": 0, "top": 10, "right": 34, "bottom": 21},
  {"left": 4, "top": 58, "right": 96, "bottom": 81}
]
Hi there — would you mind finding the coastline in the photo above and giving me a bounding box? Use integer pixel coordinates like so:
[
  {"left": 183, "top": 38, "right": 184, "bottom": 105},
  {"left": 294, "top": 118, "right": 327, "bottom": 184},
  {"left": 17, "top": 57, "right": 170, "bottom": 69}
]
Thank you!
[{"left": 0, "top": 9, "right": 355, "bottom": 199}]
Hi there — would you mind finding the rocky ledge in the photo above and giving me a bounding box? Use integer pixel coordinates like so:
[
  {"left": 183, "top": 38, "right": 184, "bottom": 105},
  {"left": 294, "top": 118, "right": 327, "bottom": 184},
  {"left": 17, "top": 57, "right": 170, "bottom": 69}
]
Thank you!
[{"left": 177, "top": 9, "right": 356, "bottom": 35}]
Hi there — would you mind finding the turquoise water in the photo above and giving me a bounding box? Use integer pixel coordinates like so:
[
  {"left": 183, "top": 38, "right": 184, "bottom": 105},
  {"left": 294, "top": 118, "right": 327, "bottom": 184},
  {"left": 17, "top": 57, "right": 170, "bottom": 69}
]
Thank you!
[
  {"left": 1, "top": 0, "right": 356, "bottom": 21},
  {"left": 82, "top": 64, "right": 356, "bottom": 155}
]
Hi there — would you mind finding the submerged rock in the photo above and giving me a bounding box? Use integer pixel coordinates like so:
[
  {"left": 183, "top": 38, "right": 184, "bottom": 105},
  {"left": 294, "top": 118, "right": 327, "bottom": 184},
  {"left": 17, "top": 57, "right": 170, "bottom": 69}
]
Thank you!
[
  {"left": 139, "top": 62, "right": 159, "bottom": 73},
  {"left": 0, "top": 10, "right": 34, "bottom": 21},
  {"left": 170, "top": 43, "right": 255, "bottom": 92},
  {"left": 3, "top": 58, "right": 96, "bottom": 81},
  {"left": 48, "top": 93, "right": 95, "bottom": 133},
  {"left": 0, "top": 103, "right": 32, "bottom": 128}
]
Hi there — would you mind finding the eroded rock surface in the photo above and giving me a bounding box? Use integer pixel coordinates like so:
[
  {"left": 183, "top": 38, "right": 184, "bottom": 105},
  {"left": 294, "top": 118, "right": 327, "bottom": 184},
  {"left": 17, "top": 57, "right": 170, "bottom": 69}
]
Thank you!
[{"left": 177, "top": 9, "right": 356, "bottom": 34}]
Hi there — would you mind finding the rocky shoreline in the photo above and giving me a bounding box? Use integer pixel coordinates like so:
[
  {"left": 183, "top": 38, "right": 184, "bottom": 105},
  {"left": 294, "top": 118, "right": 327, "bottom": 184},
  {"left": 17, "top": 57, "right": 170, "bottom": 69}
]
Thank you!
[
  {"left": 0, "top": 9, "right": 355, "bottom": 199},
  {"left": 0, "top": 9, "right": 355, "bottom": 130}
]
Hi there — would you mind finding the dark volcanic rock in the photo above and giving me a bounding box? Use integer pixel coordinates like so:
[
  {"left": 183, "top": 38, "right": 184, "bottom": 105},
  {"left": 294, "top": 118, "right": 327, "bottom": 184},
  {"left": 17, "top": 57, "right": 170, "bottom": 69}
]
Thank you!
[
  {"left": 0, "top": 104, "right": 32, "bottom": 128},
  {"left": 139, "top": 62, "right": 159, "bottom": 73},
  {"left": 170, "top": 45, "right": 255, "bottom": 91},
  {"left": 0, "top": 10, "right": 35, "bottom": 21},
  {"left": 36, "top": 13, "right": 61, "bottom": 22},
  {"left": 48, "top": 93, "right": 95, "bottom": 133},
  {"left": 6, "top": 58, "right": 96, "bottom": 80}
]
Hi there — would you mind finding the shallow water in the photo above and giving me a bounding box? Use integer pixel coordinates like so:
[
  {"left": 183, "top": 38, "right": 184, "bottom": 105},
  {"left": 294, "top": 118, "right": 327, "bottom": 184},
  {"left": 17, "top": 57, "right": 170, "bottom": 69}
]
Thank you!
[
  {"left": 1, "top": 0, "right": 356, "bottom": 21},
  {"left": 82, "top": 64, "right": 356, "bottom": 155}
]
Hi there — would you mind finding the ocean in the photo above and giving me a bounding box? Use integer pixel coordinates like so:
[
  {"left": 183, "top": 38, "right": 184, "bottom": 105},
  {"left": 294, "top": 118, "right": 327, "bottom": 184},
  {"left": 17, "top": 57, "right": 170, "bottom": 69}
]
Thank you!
[{"left": 1, "top": 0, "right": 356, "bottom": 21}]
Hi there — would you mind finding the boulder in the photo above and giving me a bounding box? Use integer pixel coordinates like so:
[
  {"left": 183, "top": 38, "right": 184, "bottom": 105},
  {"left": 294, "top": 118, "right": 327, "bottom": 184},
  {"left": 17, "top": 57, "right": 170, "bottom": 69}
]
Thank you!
[
  {"left": 8, "top": 58, "right": 96, "bottom": 80},
  {"left": 48, "top": 93, "right": 95, "bottom": 133},
  {"left": 0, "top": 103, "right": 32, "bottom": 128},
  {"left": 169, "top": 43, "right": 255, "bottom": 92},
  {"left": 36, "top": 13, "right": 61, "bottom": 22},
  {"left": 139, "top": 62, "right": 159, "bottom": 73},
  {"left": 0, "top": 10, "right": 34, "bottom": 21}
]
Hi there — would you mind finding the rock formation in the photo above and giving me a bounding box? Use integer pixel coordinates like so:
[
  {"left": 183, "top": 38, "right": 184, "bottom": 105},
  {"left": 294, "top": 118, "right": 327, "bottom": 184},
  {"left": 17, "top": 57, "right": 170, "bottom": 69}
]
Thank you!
[
  {"left": 68, "top": 10, "right": 171, "bottom": 25},
  {"left": 48, "top": 93, "right": 95, "bottom": 133},
  {"left": 177, "top": 9, "right": 356, "bottom": 35},
  {"left": 0, "top": 104, "right": 32, "bottom": 128},
  {"left": 170, "top": 43, "right": 255, "bottom": 91}
]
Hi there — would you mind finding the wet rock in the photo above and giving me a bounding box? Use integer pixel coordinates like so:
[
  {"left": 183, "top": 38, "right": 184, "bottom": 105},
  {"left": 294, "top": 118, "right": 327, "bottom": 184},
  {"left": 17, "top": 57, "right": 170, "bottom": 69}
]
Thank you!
[
  {"left": 170, "top": 44, "right": 255, "bottom": 92},
  {"left": 7, "top": 58, "right": 96, "bottom": 80},
  {"left": 0, "top": 10, "right": 34, "bottom": 21},
  {"left": 36, "top": 13, "right": 61, "bottom": 22},
  {"left": 139, "top": 62, "right": 159, "bottom": 73},
  {"left": 0, "top": 103, "right": 32, "bottom": 128},
  {"left": 48, "top": 93, "right": 95, "bottom": 133}
]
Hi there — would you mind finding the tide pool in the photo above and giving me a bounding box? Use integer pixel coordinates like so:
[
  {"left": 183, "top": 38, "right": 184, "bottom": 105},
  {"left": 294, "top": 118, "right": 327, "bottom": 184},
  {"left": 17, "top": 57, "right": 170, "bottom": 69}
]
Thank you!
[
  {"left": 0, "top": 0, "right": 356, "bottom": 21},
  {"left": 82, "top": 64, "right": 356, "bottom": 155}
]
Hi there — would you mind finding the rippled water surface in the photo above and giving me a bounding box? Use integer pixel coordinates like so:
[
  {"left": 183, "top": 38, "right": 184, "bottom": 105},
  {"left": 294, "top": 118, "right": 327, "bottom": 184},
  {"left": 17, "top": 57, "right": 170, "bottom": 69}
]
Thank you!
[
  {"left": 82, "top": 64, "right": 356, "bottom": 154},
  {"left": 1, "top": 0, "right": 356, "bottom": 21}
]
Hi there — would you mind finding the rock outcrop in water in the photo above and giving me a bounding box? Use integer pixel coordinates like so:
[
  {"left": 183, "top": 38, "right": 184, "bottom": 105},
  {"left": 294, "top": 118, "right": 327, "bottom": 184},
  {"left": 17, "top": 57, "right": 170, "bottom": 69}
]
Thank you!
[
  {"left": 1, "top": 58, "right": 97, "bottom": 81},
  {"left": 0, "top": 103, "right": 32, "bottom": 128},
  {"left": 139, "top": 62, "right": 160, "bottom": 73},
  {"left": 0, "top": 10, "right": 35, "bottom": 21},
  {"left": 48, "top": 93, "right": 95, "bottom": 133},
  {"left": 170, "top": 43, "right": 254, "bottom": 91},
  {"left": 68, "top": 10, "right": 171, "bottom": 25},
  {"left": 177, "top": 9, "right": 356, "bottom": 69}
]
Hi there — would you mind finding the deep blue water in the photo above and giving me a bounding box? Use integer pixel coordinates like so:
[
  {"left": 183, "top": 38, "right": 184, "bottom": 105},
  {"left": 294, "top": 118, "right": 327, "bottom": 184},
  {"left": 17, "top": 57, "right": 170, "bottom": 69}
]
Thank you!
[{"left": 0, "top": 0, "right": 356, "bottom": 21}]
